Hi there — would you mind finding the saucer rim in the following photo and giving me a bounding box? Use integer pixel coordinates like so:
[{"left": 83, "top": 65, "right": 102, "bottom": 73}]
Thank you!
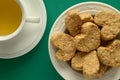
[{"left": 0, "top": 0, "right": 47, "bottom": 59}]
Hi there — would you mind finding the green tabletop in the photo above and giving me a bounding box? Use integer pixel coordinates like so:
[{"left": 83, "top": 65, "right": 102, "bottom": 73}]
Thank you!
[{"left": 0, "top": 0, "right": 120, "bottom": 80}]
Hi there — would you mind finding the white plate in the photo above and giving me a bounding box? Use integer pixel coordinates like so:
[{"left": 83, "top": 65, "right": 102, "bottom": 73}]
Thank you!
[
  {"left": 48, "top": 2, "right": 120, "bottom": 80},
  {"left": 0, "top": 0, "right": 47, "bottom": 59}
]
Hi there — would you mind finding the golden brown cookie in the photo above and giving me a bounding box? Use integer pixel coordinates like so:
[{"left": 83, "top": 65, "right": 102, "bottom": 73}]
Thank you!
[
  {"left": 56, "top": 49, "right": 75, "bottom": 61},
  {"left": 94, "top": 10, "right": 120, "bottom": 26},
  {"left": 65, "top": 10, "right": 81, "bottom": 36},
  {"left": 65, "top": 10, "right": 94, "bottom": 37},
  {"left": 71, "top": 52, "right": 86, "bottom": 71},
  {"left": 83, "top": 51, "right": 100, "bottom": 79},
  {"left": 97, "top": 39, "right": 120, "bottom": 67},
  {"left": 94, "top": 10, "right": 120, "bottom": 41},
  {"left": 51, "top": 32, "right": 76, "bottom": 53},
  {"left": 101, "top": 23, "right": 120, "bottom": 41},
  {"left": 75, "top": 22, "right": 100, "bottom": 52},
  {"left": 51, "top": 32, "right": 76, "bottom": 61}
]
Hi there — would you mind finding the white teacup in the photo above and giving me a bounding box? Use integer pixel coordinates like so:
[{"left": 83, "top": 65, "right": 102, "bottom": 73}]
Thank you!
[{"left": 0, "top": 0, "right": 40, "bottom": 41}]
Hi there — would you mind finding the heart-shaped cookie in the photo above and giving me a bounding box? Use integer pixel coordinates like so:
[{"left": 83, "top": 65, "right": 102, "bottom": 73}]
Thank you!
[
  {"left": 94, "top": 10, "right": 120, "bottom": 41},
  {"left": 75, "top": 22, "right": 100, "bottom": 52},
  {"left": 51, "top": 32, "right": 76, "bottom": 61},
  {"left": 71, "top": 51, "right": 100, "bottom": 79},
  {"left": 97, "top": 39, "right": 120, "bottom": 67}
]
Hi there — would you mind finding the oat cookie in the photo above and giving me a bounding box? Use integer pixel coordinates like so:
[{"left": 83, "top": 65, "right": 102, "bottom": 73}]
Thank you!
[
  {"left": 51, "top": 32, "right": 76, "bottom": 53},
  {"left": 56, "top": 49, "right": 75, "bottom": 61},
  {"left": 65, "top": 10, "right": 81, "bottom": 36},
  {"left": 75, "top": 22, "right": 100, "bottom": 52},
  {"left": 97, "top": 40, "right": 120, "bottom": 67},
  {"left": 83, "top": 51, "right": 100, "bottom": 79},
  {"left": 101, "top": 23, "right": 120, "bottom": 41},
  {"left": 94, "top": 10, "right": 120, "bottom": 40},
  {"left": 71, "top": 52, "right": 86, "bottom": 71}
]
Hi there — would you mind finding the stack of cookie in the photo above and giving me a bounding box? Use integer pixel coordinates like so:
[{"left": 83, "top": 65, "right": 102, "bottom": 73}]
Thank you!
[{"left": 51, "top": 10, "right": 120, "bottom": 79}]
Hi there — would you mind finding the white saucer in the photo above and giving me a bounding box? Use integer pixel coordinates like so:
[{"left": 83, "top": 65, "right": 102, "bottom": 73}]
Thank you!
[{"left": 0, "top": 0, "right": 47, "bottom": 59}]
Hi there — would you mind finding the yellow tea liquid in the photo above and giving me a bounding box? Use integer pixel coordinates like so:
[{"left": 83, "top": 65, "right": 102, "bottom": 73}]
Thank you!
[{"left": 0, "top": 0, "right": 22, "bottom": 36}]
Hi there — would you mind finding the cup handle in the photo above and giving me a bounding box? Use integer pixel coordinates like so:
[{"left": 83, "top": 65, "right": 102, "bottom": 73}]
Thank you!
[{"left": 26, "top": 16, "right": 40, "bottom": 23}]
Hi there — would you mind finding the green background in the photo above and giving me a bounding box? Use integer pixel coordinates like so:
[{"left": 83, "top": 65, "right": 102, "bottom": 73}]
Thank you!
[{"left": 0, "top": 0, "right": 120, "bottom": 80}]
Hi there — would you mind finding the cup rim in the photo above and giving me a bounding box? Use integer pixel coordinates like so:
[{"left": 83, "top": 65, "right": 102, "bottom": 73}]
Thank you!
[{"left": 0, "top": 0, "right": 26, "bottom": 41}]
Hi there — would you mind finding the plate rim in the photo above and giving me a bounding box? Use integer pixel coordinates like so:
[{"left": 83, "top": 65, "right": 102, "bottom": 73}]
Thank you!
[{"left": 48, "top": 1, "right": 120, "bottom": 80}]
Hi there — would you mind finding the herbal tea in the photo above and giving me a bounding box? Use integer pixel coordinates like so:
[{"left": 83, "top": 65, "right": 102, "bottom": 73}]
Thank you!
[{"left": 0, "top": 0, "right": 22, "bottom": 36}]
